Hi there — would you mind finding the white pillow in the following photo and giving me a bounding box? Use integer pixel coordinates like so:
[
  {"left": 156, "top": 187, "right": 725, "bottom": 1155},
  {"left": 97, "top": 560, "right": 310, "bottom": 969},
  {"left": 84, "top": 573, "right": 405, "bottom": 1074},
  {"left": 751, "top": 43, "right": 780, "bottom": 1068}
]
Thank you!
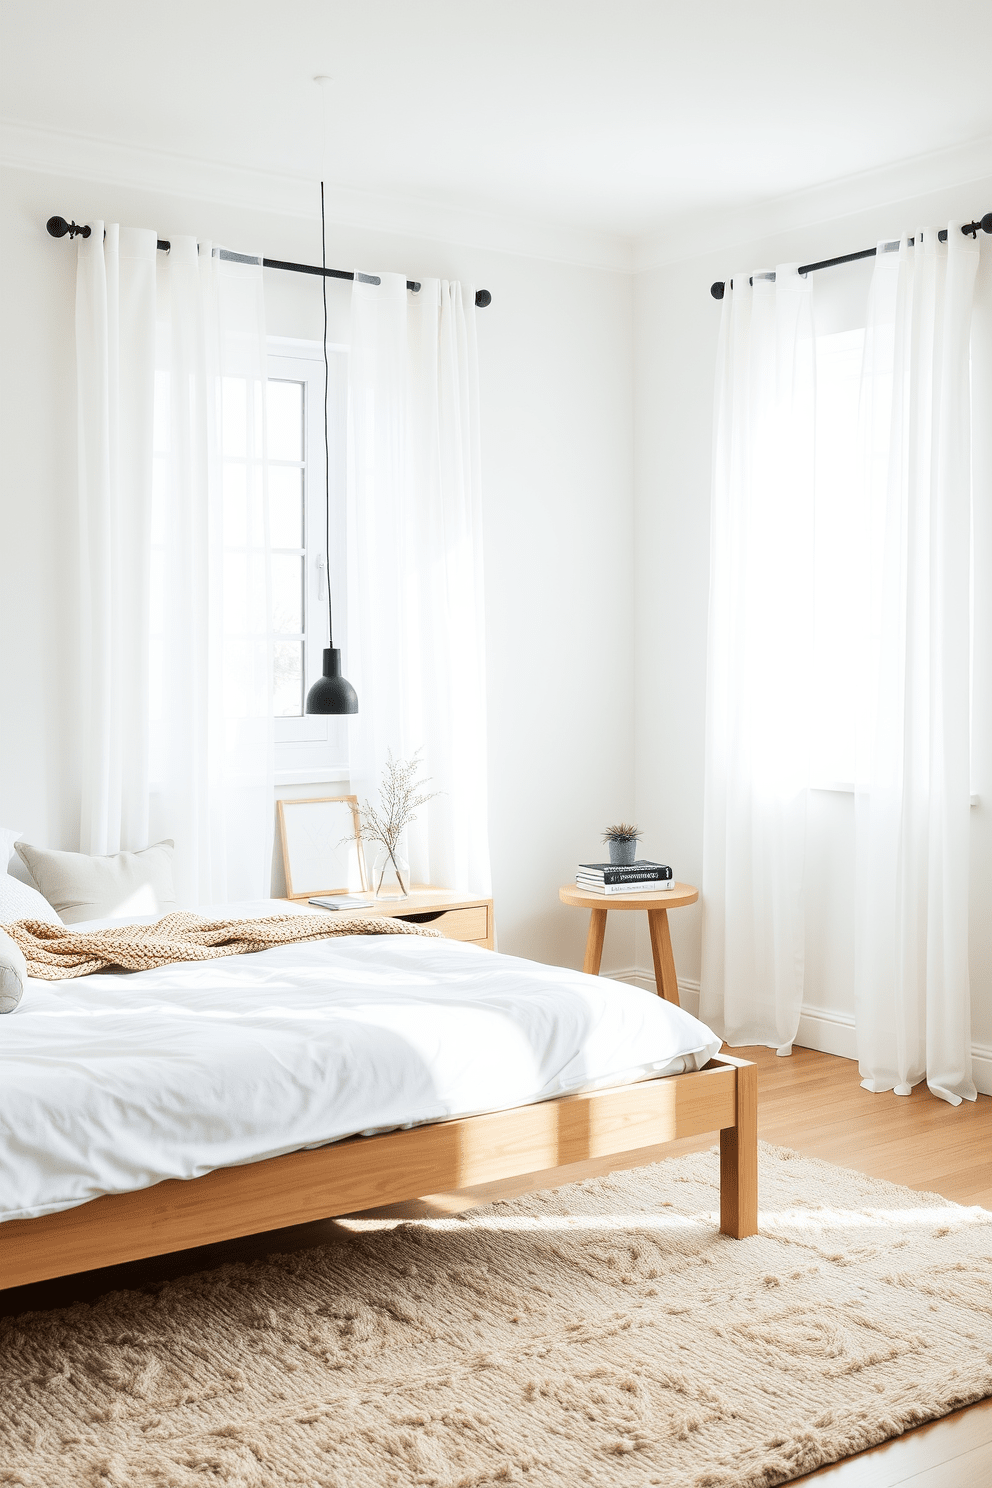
[
  {"left": 0, "top": 927, "right": 27, "bottom": 1013},
  {"left": 0, "top": 872, "right": 62, "bottom": 927},
  {"left": 14, "top": 839, "right": 177, "bottom": 926}
]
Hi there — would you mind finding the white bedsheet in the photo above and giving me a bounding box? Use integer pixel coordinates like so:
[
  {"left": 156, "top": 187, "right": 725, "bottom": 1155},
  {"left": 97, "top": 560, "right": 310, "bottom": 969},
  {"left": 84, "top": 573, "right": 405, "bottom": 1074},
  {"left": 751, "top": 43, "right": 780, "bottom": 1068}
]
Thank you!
[{"left": 1, "top": 913, "right": 721, "bottom": 1223}]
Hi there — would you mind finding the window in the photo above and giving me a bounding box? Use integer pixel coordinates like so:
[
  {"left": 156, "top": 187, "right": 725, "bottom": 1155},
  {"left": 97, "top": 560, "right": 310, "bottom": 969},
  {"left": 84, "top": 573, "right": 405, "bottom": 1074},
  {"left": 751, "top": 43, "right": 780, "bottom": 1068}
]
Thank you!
[
  {"left": 149, "top": 337, "right": 349, "bottom": 791},
  {"left": 267, "top": 338, "right": 349, "bottom": 781}
]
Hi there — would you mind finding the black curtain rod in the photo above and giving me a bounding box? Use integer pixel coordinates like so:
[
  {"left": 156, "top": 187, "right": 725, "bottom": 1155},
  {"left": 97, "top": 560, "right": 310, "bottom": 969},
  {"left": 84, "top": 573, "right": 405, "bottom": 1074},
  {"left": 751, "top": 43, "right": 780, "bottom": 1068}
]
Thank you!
[
  {"left": 45, "top": 216, "right": 493, "bottom": 308},
  {"left": 710, "top": 213, "right": 992, "bottom": 300}
]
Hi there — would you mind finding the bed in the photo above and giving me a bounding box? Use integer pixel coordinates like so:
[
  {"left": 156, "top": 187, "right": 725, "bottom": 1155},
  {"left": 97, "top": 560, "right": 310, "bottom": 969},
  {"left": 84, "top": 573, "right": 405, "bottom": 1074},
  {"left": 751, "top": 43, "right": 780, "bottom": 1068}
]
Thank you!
[{"left": 0, "top": 903, "right": 757, "bottom": 1290}]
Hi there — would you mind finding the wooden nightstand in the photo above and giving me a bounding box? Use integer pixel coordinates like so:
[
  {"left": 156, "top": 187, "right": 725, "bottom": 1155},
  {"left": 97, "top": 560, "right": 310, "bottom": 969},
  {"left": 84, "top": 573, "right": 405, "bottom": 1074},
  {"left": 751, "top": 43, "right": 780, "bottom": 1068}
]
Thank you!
[{"left": 283, "top": 886, "right": 495, "bottom": 950}]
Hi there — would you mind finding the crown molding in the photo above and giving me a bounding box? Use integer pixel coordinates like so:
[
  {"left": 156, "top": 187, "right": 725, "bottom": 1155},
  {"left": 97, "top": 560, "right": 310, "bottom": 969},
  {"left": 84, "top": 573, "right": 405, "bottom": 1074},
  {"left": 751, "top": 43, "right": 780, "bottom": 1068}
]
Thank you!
[
  {"left": 0, "top": 119, "right": 633, "bottom": 274},
  {"left": 8, "top": 118, "right": 987, "bottom": 282},
  {"left": 633, "top": 133, "right": 992, "bottom": 274}
]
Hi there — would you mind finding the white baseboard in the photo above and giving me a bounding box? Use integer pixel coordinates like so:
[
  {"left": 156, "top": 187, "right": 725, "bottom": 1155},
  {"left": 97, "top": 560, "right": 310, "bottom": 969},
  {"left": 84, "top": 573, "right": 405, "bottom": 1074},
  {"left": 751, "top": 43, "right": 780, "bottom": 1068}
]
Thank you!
[
  {"left": 611, "top": 968, "right": 700, "bottom": 1018},
  {"left": 974, "top": 1045, "right": 992, "bottom": 1096},
  {"left": 613, "top": 968, "right": 992, "bottom": 1097},
  {"left": 794, "top": 1004, "right": 992, "bottom": 1095},
  {"left": 608, "top": 966, "right": 655, "bottom": 992},
  {"left": 795, "top": 1003, "right": 858, "bottom": 1062}
]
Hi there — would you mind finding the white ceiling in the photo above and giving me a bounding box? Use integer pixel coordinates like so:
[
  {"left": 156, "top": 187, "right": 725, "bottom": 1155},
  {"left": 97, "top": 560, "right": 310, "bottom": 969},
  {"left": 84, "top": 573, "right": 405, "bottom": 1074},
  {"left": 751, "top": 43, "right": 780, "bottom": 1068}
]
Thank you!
[{"left": 3, "top": 0, "right": 991, "bottom": 244}]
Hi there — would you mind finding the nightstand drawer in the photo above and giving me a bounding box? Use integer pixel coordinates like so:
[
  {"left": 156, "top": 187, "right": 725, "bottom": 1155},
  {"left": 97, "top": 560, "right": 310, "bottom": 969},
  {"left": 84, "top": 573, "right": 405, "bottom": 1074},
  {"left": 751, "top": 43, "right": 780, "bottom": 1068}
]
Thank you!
[{"left": 398, "top": 904, "right": 489, "bottom": 943}]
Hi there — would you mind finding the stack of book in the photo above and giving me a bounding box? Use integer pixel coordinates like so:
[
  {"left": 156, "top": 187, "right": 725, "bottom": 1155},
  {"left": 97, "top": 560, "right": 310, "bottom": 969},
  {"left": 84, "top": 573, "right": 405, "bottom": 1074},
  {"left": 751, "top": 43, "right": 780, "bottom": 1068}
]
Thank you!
[{"left": 575, "top": 860, "right": 674, "bottom": 895}]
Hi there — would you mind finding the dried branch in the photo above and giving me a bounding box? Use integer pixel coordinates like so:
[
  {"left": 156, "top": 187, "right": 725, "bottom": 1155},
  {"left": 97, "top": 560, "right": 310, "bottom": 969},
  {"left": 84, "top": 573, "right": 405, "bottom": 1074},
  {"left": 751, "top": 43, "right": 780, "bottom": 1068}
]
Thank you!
[{"left": 356, "top": 749, "right": 440, "bottom": 854}]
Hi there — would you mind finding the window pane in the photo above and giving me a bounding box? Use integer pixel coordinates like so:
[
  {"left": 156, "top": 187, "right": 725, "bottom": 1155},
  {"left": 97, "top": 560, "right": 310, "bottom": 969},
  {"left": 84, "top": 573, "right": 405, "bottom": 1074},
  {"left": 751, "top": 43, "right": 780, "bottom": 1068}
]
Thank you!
[
  {"left": 268, "top": 380, "right": 303, "bottom": 462},
  {"left": 223, "top": 635, "right": 269, "bottom": 717},
  {"left": 223, "top": 553, "right": 249, "bottom": 634},
  {"left": 269, "top": 465, "right": 303, "bottom": 548},
  {"left": 271, "top": 553, "right": 303, "bottom": 634},
  {"left": 223, "top": 377, "right": 247, "bottom": 457},
  {"left": 273, "top": 640, "right": 303, "bottom": 717},
  {"left": 223, "top": 551, "right": 268, "bottom": 634},
  {"left": 224, "top": 462, "right": 248, "bottom": 546}
]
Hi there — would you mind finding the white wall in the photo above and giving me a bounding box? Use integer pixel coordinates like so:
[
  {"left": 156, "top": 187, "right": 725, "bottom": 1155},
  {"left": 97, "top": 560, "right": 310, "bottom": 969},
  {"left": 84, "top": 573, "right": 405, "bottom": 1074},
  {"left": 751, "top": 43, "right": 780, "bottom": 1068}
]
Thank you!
[
  {"left": 0, "top": 163, "right": 636, "bottom": 974},
  {"left": 633, "top": 168, "right": 992, "bottom": 1086},
  {"left": 6, "top": 144, "right": 987, "bottom": 1052}
]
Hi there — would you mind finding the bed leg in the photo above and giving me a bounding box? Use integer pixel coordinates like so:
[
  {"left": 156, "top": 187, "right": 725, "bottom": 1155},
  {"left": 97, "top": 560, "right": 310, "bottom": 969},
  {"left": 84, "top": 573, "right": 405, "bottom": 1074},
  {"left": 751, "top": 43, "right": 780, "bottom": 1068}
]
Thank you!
[{"left": 719, "top": 1060, "right": 758, "bottom": 1238}]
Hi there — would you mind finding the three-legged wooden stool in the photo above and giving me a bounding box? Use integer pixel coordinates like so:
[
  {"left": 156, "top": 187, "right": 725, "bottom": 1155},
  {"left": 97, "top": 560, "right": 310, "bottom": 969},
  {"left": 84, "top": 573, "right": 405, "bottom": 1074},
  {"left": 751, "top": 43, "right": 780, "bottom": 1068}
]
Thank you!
[{"left": 558, "top": 882, "right": 699, "bottom": 1005}]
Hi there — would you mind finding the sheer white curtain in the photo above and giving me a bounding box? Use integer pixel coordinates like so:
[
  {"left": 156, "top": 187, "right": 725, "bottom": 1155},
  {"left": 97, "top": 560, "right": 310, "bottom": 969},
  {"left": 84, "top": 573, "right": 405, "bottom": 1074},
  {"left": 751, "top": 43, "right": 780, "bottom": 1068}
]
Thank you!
[
  {"left": 346, "top": 273, "right": 490, "bottom": 893},
  {"left": 700, "top": 266, "right": 816, "bottom": 1052},
  {"left": 76, "top": 225, "right": 157, "bottom": 855},
  {"left": 75, "top": 228, "right": 273, "bottom": 903},
  {"left": 854, "top": 225, "right": 979, "bottom": 1105}
]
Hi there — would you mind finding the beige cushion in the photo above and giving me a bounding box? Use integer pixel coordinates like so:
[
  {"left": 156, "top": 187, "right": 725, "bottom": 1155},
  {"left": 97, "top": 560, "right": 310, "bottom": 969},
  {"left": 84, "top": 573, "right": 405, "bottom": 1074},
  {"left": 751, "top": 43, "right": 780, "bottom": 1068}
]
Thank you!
[
  {"left": 0, "top": 926, "right": 27, "bottom": 1012},
  {"left": 15, "top": 840, "right": 177, "bottom": 926}
]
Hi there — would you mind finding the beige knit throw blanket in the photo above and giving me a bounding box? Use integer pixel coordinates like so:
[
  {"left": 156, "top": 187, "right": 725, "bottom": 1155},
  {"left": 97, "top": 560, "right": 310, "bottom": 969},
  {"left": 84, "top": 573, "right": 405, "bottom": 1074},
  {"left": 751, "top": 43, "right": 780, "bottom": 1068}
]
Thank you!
[{"left": 3, "top": 910, "right": 442, "bottom": 981}]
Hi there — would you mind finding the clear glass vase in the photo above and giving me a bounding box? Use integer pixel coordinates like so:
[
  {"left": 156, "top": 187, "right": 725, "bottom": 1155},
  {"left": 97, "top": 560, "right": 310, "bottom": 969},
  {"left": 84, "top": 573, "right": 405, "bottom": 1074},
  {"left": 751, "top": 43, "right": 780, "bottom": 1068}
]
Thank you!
[{"left": 370, "top": 845, "right": 411, "bottom": 900}]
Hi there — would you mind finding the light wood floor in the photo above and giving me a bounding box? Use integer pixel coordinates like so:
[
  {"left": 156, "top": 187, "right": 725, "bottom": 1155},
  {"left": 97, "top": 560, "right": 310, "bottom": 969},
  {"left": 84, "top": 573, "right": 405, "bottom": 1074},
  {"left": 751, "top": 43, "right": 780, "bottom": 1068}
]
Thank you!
[{"left": 4, "top": 1045, "right": 990, "bottom": 1484}]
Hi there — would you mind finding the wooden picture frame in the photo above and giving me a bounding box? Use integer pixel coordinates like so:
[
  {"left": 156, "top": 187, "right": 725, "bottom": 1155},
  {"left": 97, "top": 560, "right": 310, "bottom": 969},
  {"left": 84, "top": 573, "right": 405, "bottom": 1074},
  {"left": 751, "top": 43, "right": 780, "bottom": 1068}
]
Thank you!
[{"left": 277, "top": 795, "right": 368, "bottom": 900}]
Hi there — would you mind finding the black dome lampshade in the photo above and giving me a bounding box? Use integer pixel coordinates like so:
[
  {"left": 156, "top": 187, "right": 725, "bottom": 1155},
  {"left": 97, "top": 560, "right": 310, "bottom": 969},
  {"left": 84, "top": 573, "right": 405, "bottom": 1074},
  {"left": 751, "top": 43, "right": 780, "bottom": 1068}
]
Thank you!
[
  {"left": 305, "top": 177, "right": 358, "bottom": 718},
  {"left": 307, "top": 647, "right": 358, "bottom": 714}
]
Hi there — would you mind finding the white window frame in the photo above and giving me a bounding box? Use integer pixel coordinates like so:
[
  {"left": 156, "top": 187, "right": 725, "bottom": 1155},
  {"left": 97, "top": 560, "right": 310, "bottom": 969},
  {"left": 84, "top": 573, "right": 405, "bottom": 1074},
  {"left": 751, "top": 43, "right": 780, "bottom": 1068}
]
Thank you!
[{"left": 268, "top": 336, "right": 350, "bottom": 784}]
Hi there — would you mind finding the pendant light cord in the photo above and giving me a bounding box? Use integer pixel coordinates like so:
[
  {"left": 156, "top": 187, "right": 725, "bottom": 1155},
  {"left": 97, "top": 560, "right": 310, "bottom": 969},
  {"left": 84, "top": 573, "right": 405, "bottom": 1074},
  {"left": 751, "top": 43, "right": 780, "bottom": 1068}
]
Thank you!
[{"left": 321, "top": 180, "right": 333, "bottom": 649}]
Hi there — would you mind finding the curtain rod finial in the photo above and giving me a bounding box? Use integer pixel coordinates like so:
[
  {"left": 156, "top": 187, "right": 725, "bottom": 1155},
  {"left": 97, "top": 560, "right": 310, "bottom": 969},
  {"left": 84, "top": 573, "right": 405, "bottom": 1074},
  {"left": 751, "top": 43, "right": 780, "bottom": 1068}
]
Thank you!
[
  {"left": 47, "top": 216, "right": 90, "bottom": 240},
  {"left": 710, "top": 281, "right": 725, "bottom": 301}
]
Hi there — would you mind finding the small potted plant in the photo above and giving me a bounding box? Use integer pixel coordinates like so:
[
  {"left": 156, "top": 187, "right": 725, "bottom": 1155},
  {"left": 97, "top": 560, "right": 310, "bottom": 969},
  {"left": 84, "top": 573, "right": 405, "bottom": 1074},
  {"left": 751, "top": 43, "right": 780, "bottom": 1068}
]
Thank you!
[
  {"left": 357, "top": 749, "right": 439, "bottom": 899},
  {"left": 602, "top": 822, "right": 640, "bottom": 866}
]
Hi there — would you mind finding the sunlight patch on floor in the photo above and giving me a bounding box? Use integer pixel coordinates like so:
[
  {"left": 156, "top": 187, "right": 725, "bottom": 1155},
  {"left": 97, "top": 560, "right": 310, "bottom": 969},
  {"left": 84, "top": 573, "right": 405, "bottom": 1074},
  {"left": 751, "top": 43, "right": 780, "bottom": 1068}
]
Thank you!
[{"left": 338, "top": 1203, "right": 991, "bottom": 1235}]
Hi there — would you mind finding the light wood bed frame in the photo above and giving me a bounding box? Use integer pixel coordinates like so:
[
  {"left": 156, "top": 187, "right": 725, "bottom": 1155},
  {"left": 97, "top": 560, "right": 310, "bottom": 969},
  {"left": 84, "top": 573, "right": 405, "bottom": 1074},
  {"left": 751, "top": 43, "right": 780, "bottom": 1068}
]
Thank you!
[{"left": 0, "top": 1054, "right": 757, "bottom": 1291}]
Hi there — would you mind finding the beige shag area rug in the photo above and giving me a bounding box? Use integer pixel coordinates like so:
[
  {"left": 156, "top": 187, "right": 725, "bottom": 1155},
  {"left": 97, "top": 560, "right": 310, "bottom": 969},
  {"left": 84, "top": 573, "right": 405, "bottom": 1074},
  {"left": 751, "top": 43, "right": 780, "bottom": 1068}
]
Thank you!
[{"left": 2, "top": 1144, "right": 990, "bottom": 1488}]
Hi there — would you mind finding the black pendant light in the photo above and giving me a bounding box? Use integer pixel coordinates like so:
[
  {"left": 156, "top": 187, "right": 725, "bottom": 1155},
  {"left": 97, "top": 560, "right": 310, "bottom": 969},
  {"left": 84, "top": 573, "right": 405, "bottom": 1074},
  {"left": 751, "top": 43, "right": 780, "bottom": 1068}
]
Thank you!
[{"left": 306, "top": 179, "right": 358, "bottom": 715}]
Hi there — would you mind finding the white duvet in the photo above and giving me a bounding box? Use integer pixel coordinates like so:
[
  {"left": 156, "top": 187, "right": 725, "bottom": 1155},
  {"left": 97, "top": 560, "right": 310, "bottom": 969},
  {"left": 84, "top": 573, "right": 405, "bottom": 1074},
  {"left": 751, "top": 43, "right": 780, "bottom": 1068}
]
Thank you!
[{"left": 0, "top": 907, "right": 721, "bottom": 1223}]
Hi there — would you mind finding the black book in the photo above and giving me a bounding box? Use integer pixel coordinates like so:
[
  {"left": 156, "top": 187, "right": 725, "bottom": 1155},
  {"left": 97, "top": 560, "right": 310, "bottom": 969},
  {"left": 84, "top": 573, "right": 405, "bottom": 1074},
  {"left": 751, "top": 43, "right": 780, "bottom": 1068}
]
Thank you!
[
  {"left": 576, "top": 877, "right": 674, "bottom": 895},
  {"left": 578, "top": 859, "right": 673, "bottom": 884}
]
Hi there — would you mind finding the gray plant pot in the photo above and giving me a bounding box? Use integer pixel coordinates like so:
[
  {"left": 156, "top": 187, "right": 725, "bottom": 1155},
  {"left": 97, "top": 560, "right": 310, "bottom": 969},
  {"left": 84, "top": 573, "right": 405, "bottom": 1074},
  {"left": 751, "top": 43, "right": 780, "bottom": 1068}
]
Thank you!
[{"left": 608, "top": 839, "right": 638, "bottom": 865}]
